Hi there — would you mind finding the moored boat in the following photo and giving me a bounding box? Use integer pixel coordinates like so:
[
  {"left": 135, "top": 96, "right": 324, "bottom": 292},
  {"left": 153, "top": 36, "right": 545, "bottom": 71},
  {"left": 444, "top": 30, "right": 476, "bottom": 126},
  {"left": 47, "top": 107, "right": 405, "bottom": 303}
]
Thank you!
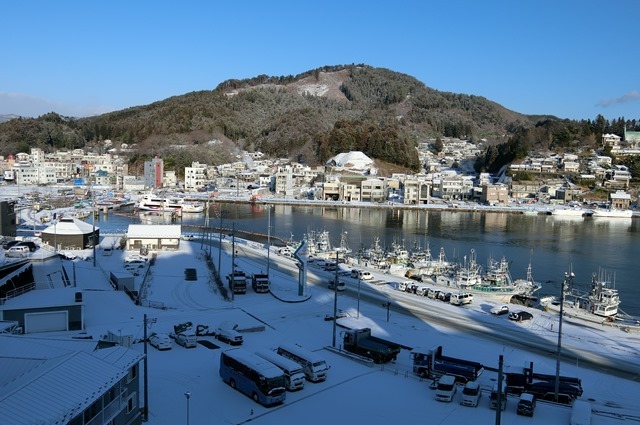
[{"left": 540, "top": 271, "right": 639, "bottom": 330}]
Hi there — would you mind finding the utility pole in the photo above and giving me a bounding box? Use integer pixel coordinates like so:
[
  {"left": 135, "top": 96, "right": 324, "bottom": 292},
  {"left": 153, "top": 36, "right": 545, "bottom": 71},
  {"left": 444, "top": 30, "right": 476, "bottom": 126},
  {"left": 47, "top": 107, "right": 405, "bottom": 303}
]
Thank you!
[
  {"left": 266, "top": 206, "right": 271, "bottom": 277},
  {"left": 91, "top": 175, "right": 96, "bottom": 267},
  {"left": 143, "top": 314, "right": 148, "bottom": 422},
  {"left": 231, "top": 222, "right": 236, "bottom": 301},
  {"left": 218, "top": 207, "right": 224, "bottom": 276},
  {"left": 555, "top": 271, "right": 571, "bottom": 402},
  {"left": 495, "top": 354, "right": 504, "bottom": 425},
  {"left": 332, "top": 250, "right": 339, "bottom": 348},
  {"left": 142, "top": 314, "right": 156, "bottom": 422}
]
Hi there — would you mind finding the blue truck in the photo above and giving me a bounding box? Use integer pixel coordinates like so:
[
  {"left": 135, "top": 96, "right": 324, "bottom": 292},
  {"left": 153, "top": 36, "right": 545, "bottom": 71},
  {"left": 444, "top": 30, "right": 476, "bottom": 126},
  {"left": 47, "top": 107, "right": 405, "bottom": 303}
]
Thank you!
[{"left": 410, "top": 346, "right": 484, "bottom": 383}]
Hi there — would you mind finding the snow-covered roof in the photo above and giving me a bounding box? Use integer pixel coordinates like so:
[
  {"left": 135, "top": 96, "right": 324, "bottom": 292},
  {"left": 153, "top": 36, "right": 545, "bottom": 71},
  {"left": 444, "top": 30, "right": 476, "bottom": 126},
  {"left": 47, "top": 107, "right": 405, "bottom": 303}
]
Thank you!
[
  {"left": 0, "top": 340, "right": 143, "bottom": 425},
  {"left": 127, "top": 224, "right": 181, "bottom": 238},
  {"left": 41, "top": 218, "right": 98, "bottom": 235},
  {"left": 327, "top": 151, "right": 374, "bottom": 169}
]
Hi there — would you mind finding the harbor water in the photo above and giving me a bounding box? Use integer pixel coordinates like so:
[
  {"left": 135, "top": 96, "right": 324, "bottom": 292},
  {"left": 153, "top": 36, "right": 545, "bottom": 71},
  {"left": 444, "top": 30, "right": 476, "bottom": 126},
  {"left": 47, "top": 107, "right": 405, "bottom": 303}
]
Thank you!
[{"left": 83, "top": 203, "right": 640, "bottom": 317}]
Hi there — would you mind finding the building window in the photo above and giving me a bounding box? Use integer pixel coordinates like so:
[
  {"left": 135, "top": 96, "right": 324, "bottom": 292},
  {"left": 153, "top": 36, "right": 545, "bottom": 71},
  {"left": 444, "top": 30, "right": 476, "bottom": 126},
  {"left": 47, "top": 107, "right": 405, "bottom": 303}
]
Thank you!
[
  {"left": 127, "top": 364, "right": 138, "bottom": 383},
  {"left": 126, "top": 393, "right": 137, "bottom": 414}
]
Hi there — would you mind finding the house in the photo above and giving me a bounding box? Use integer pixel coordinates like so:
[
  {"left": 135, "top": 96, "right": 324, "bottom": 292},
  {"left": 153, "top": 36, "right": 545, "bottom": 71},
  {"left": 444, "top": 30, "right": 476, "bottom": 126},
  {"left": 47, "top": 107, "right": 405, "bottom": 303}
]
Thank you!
[
  {"left": 0, "top": 287, "right": 84, "bottom": 333},
  {"left": 41, "top": 217, "right": 99, "bottom": 250},
  {"left": 609, "top": 190, "right": 631, "bottom": 210},
  {"left": 0, "top": 335, "right": 144, "bottom": 425},
  {"left": 125, "top": 224, "right": 181, "bottom": 251},
  {"left": 481, "top": 184, "right": 509, "bottom": 206}
]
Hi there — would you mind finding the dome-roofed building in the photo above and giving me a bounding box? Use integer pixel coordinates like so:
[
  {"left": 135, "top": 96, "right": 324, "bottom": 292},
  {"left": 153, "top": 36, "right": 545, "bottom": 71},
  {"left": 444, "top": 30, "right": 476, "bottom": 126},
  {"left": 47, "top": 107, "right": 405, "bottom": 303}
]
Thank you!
[
  {"left": 41, "top": 217, "right": 99, "bottom": 251},
  {"left": 326, "top": 151, "right": 376, "bottom": 175}
]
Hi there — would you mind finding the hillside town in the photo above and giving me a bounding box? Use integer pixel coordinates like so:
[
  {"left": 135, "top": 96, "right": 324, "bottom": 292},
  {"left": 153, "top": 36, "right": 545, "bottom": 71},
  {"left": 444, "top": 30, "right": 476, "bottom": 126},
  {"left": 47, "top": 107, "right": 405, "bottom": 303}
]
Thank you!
[{"left": 2, "top": 128, "right": 640, "bottom": 211}]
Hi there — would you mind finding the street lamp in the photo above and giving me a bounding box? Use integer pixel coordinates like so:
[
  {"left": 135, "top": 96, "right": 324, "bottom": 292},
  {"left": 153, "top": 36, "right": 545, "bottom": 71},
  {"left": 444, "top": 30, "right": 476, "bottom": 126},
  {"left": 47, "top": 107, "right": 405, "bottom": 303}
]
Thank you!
[{"left": 184, "top": 391, "right": 191, "bottom": 425}]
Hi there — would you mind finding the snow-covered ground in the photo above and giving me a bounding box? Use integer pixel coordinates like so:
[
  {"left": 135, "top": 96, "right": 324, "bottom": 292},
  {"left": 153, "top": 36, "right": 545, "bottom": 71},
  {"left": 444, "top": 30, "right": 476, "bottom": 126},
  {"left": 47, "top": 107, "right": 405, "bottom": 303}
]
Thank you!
[{"left": 8, "top": 235, "right": 639, "bottom": 424}]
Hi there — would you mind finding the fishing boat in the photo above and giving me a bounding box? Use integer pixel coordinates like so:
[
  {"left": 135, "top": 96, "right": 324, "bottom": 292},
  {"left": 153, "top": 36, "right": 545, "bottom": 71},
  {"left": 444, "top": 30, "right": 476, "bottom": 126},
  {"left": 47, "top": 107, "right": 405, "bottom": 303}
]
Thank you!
[
  {"left": 591, "top": 208, "right": 633, "bottom": 218},
  {"left": 418, "top": 250, "right": 540, "bottom": 303},
  {"left": 550, "top": 206, "right": 587, "bottom": 217},
  {"left": 540, "top": 271, "right": 639, "bottom": 330},
  {"left": 167, "top": 197, "right": 205, "bottom": 213}
]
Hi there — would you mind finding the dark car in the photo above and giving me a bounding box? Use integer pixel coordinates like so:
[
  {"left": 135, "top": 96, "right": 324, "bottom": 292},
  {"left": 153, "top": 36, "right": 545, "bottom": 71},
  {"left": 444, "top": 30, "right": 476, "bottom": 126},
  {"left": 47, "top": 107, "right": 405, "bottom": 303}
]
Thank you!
[
  {"left": 509, "top": 311, "right": 534, "bottom": 322},
  {"left": 3, "top": 240, "right": 21, "bottom": 250},
  {"left": 517, "top": 393, "right": 536, "bottom": 416},
  {"left": 16, "top": 241, "right": 37, "bottom": 252}
]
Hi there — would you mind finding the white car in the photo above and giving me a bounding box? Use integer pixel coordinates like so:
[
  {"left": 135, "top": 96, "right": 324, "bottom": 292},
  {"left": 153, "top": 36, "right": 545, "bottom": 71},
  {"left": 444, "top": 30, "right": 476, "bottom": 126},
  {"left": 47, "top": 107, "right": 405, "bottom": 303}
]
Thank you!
[
  {"left": 490, "top": 305, "right": 510, "bottom": 316},
  {"left": 148, "top": 333, "right": 172, "bottom": 350},
  {"left": 215, "top": 327, "right": 243, "bottom": 345},
  {"left": 175, "top": 333, "right": 197, "bottom": 348}
]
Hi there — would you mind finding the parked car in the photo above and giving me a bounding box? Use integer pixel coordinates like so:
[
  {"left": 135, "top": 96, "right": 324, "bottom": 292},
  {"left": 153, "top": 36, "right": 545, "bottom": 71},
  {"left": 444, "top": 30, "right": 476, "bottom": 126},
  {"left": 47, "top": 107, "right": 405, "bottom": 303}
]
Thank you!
[
  {"left": 5, "top": 246, "right": 30, "bottom": 258},
  {"left": 490, "top": 305, "right": 510, "bottom": 316},
  {"left": 175, "top": 333, "right": 197, "bottom": 348},
  {"left": 214, "top": 327, "right": 244, "bottom": 345},
  {"left": 16, "top": 241, "right": 37, "bottom": 252},
  {"left": 328, "top": 279, "right": 346, "bottom": 291},
  {"left": 517, "top": 393, "right": 536, "bottom": 416},
  {"left": 3, "top": 240, "right": 21, "bottom": 250},
  {"left": 460, "top": 381, "right": 482, "bottom": 407},
  {"left": 148, "top": 333, "right": 173, "bottom": 350},
  {"left": 323, "top": 262, "right": 338, "bottom": 272},
  {"left": 509, "top": 311, "right": 534, "bottom": 321}
]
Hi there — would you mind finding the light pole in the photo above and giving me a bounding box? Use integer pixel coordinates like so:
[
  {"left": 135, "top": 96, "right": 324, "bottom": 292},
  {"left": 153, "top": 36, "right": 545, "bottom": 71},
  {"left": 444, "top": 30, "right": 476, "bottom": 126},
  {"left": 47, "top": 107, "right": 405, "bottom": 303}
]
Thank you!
[{"left": 184, "top": 391, "right": 191, "bottom": 425}]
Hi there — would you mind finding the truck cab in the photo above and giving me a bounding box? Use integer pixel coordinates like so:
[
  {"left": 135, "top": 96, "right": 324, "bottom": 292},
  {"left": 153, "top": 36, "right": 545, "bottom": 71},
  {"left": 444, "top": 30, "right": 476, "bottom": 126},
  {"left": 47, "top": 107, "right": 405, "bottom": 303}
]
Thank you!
[{"left": 435, "top": 374, "right": 457, "bottom": 402}]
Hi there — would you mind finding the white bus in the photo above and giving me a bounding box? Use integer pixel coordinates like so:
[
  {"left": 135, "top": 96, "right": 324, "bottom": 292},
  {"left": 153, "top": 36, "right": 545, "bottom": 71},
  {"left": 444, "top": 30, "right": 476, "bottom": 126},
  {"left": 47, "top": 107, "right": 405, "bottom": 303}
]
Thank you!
[
  {"left": 255, "top": 349, "right": 306, "bottom": 391},
  {"left": 219, "top": 348, "right": 286, "bottom": 406},
  {"left": 277, "top": 343, "right": 329, "bottom": 382}
]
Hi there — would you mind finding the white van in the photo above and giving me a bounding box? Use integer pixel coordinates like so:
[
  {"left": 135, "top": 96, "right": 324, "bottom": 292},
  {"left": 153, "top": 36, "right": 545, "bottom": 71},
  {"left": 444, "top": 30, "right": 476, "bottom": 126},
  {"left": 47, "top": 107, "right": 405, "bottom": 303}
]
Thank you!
[
  {"left": 277, "top": 343, "right": 329, "bottom": 382},
  {"left": 450, "top": 292, "right": 473, "bottom": 306},
  {"left": 460, "top": 381, "right": 481, "bottom": 407},
  {"left": 255, "top": 349, "right": 305, "bottom": 391},
  {"left": 6, "top": 246, "right": 29, "bottom": 258},
  {"left": 570, "top": 400, "right": 592, "bottom": 425},
  {"left": 435, "top": 374, "right": 457, "bottom": 402},
  {"left": 102, "top": 247, "right": 113, "bottom": 256},
  {"left": 351, "top": 269, "right": 373, "bottom": 280}
]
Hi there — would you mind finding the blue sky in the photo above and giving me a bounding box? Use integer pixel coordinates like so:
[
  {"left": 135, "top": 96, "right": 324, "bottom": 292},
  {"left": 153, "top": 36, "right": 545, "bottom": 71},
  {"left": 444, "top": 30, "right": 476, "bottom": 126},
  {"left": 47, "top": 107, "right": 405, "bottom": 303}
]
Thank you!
[{"left": 1, "top": 1, "right": 638, "bottom": 121}]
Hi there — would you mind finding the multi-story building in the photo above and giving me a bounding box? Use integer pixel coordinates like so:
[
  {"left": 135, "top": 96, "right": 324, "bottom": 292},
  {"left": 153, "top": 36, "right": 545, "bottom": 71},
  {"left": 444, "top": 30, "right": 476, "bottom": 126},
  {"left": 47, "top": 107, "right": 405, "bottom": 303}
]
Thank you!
[
  {"left": 184, "top": 162, "right": 208, "bottom": 192},
  {"left": 481, "top": 184, "right": 509, "bottom": 206},
  {"left": 143, "top": 156, "right": 163, "bottom": 190}
]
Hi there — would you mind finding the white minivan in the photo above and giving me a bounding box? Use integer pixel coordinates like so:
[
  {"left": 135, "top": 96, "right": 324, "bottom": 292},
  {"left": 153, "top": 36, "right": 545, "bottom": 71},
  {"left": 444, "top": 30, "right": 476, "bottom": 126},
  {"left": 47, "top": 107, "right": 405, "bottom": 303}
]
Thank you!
[
  {"left": 6, "top": 246, "right": 29, "bottom": 258},
  {"left": 435, "top": 374, "right": 457, "bottom": 402},
  {"left": 460, "top": 381, "right": 481, "bottom": 407}
]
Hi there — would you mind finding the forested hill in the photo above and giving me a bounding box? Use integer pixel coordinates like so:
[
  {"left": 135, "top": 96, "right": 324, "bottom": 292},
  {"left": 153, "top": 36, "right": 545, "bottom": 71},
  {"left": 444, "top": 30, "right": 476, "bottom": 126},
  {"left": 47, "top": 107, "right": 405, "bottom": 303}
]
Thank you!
[{"left": 1, "top": 64, "right": 635, "bottom": 174}]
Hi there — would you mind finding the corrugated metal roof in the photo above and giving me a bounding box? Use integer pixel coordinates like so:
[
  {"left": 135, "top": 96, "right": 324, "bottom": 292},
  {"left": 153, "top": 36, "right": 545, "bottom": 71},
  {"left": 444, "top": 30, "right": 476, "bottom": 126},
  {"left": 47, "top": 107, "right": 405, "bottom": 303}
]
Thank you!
[
  {"left": 127, "top": 224, "right": 181, "bottom": 238},
  {"left": 0, "top": 340, "right": 144, "bottom": 425}
]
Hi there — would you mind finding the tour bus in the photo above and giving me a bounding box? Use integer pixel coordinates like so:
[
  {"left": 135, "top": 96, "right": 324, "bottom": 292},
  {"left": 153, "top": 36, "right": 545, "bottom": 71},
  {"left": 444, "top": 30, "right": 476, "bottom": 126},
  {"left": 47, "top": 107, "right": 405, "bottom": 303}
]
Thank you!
[
  {"left": 255, "top": 349, "right": 306, "bottom": 391},
  {"left": 219, "top": 348, "right": 287, "bottom": 406},
  {"left": 277, "top": 343, "right": 329, "bottom": 382}
]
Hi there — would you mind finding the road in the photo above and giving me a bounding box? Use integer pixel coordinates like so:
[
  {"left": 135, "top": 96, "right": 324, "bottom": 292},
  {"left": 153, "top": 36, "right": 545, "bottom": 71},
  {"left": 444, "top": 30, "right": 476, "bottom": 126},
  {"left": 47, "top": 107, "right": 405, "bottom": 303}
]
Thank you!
[{"left": 224, "top": 237, "right": 640, "bottom": 383}]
